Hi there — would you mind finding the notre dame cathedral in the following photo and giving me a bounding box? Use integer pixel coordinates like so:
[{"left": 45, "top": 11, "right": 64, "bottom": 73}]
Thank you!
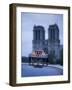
[{"left": 32, "top": 24, "right": 63, "bottom": 62}]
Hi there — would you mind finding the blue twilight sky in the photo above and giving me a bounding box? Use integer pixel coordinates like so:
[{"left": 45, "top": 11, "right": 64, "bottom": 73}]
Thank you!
[{"left": 21, "top": 12, "right": 63, "bottom": 57}]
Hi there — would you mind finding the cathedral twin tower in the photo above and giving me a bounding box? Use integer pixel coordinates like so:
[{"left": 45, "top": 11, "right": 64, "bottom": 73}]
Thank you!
[{"left": 32, "top": 24, "right": 62, "bottom": 60}]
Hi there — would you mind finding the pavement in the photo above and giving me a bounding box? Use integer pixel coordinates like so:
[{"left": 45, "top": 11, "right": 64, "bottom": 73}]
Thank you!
[
  {"left": 21, "top": 63, "right": 63, "bottom": 77},
  {"left": 48, "top": 64, "right": 63, "bottom": 70}
]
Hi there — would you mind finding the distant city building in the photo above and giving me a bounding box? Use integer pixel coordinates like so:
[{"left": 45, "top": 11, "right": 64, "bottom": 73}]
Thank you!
[{"left": 32, "top": 24, "right": 63, "bottom": 62}]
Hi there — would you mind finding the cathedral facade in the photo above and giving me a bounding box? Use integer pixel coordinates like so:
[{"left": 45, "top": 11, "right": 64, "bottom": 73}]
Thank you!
[{"left": 32, "top": 24, "right": 63, "bottom": 62}]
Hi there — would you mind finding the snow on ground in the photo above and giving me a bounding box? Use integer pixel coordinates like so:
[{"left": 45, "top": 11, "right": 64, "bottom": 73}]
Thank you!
[{"left": 21, "top": 63, "right": 63, "bottom": 77}]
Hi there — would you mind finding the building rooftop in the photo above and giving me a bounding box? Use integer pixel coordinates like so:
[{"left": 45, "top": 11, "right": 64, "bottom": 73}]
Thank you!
[
  {"left": 33, "top": 25, "right": 45, "bottom": 31},
  {"left": 48, "top": 24, "right": 59, "bottom": 31}
]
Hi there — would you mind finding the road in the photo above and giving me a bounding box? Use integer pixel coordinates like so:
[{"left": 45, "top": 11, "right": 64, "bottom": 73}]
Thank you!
[{"left": 21, "top": 63, "right": 63, "bottom": 77}]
